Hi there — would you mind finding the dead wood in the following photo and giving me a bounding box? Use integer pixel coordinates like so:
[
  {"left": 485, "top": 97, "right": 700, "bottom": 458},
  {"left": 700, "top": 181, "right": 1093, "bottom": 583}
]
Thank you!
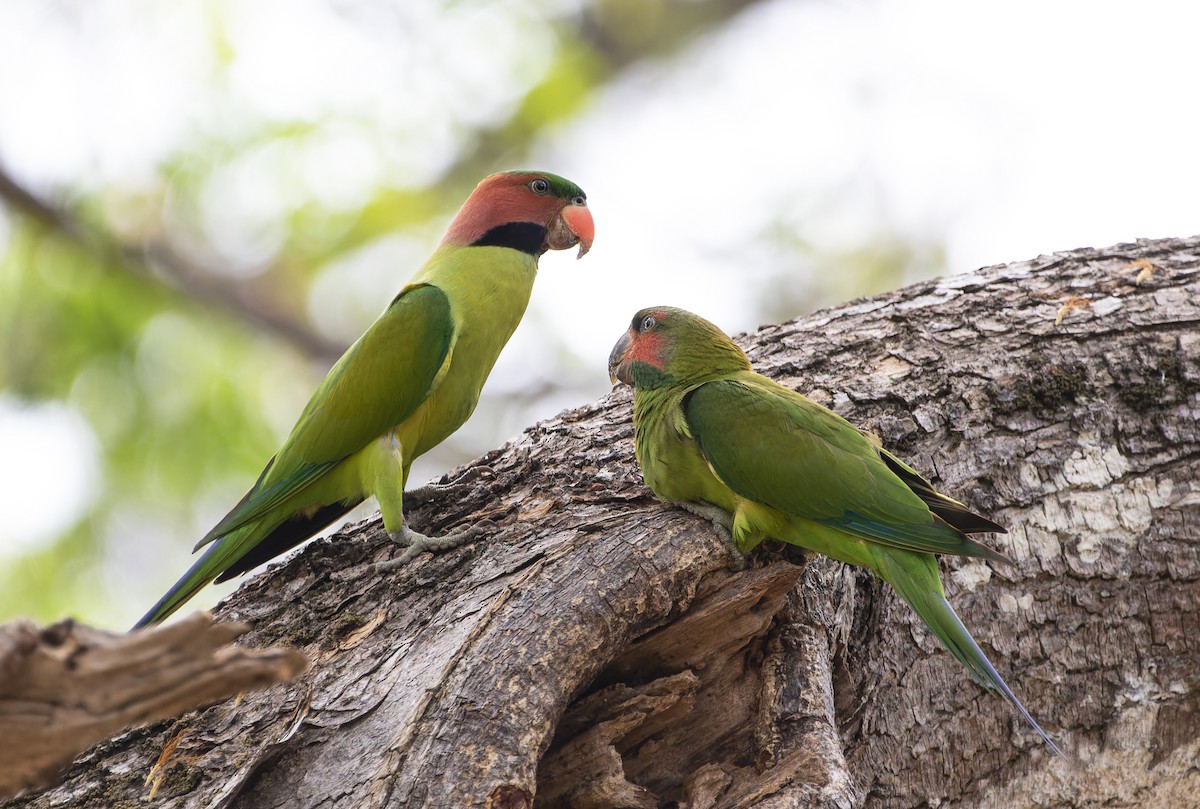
[{"left": 0, "top": 614, "right": 307, "bottom": 800}]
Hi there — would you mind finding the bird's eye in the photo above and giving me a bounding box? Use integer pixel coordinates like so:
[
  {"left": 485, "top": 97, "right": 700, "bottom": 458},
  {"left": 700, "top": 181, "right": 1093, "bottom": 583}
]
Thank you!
[
  {"left": 640, "top": 315, "right": 656, "bottom": 333},
  {"left": 571, "top": 194, "right": 586, "bottom": 206},
  {"left": 530, "top": 179, "right": 550, "bottom": 194}
]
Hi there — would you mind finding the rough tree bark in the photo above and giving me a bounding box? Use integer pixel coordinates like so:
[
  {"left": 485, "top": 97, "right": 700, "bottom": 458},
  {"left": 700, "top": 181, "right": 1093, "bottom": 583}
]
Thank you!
[{"left": 4, "top": 236, "right": 1198, "bottom": 808}]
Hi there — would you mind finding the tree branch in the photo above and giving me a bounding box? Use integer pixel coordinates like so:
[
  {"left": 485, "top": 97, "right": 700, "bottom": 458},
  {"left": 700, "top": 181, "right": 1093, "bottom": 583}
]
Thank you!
[
  {"left": 0, "top": 162, "right": 347, "bottom": 364},
  {"left": 4, "top": 235, "right": 1199, "bottom": 808},
  {"left": 0, "top": 614, "right": 307, "bottom": 800},
  {"left": 0, "top": 1, "right": 771, "bottom": 368}
]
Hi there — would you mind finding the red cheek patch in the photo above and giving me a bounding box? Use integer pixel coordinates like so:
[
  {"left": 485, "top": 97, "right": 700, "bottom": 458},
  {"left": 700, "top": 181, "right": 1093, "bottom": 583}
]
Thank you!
[{"left": 631, "top": 330, "right": 667, "bottom": 370}]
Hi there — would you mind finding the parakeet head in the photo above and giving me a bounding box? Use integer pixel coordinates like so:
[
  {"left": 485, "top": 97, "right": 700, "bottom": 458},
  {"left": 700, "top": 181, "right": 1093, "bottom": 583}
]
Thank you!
[
  {"left": 608, "top": 306, "right": 751, "bottom": 390},
  {"left": 443, "top": 171, "right": 593, "bottom": 258}
]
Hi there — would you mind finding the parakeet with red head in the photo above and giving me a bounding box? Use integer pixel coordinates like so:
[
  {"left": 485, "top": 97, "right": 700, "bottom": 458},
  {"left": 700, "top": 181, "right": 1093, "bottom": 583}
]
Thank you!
[
  {"left": 135, "top": 172, "right": 593, "bottom": 627},
  {"left": 608, "top": 306, "right": 1062, "bottom": 756}
]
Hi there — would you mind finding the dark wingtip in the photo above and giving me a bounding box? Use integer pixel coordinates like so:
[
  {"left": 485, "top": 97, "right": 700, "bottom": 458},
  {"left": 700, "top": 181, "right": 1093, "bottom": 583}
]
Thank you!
[
  {"left": 955, "top": 511, "right": 1012, "bottom": 535},
  {"left": 978, "top": 542, "right": 1015, "bottom": 567}
]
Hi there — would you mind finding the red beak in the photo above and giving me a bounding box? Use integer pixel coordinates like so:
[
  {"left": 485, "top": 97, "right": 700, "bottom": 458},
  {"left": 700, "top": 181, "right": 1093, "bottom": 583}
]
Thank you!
[{"left": 560, "top": 203, "right": 594, "bottom": 259}]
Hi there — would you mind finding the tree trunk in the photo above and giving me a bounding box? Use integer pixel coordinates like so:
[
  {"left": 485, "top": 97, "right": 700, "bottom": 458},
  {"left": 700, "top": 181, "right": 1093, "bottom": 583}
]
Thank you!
[{"left": 5, "top": 236, "right": 1198, "bottom": 808}]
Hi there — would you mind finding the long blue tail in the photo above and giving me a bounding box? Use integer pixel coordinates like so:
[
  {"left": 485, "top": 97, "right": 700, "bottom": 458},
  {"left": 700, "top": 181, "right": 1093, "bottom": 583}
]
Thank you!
[{"left": 875, "top": 550, "right": 1065, "bottom": 757}]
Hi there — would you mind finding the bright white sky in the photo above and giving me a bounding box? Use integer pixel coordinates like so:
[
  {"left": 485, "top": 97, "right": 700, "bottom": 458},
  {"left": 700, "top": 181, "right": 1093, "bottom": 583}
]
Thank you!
[{"left": 2, "top": 0, "right": 1198, "bottom": 619}]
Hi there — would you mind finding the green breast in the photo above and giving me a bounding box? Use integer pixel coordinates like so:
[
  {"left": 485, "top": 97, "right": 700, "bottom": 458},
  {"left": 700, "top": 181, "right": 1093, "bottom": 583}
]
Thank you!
[
  {"left": 633, "top": 387, "right": 738, "bottom": 511},
  {"left": 409, "top": 245, "right": 539, "bottom": 459}
]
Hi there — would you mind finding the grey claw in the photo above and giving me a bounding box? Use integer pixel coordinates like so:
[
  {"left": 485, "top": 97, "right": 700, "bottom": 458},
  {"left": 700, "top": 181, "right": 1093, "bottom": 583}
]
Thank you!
[
  {"left": 669, "top": 500, "right": 746, "bottom": 568},
  {"left": 375, "top": 522, "right": 488, "bottom": 573},
  {"left": 671, "top": 500, "right": 734, "bottom": 539}
]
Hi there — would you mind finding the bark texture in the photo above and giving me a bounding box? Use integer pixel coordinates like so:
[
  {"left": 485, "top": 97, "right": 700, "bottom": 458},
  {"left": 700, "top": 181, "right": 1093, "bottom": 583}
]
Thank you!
[
  {"left": 0, "top": 614, "right": 307, "bottom": 800},
  {"left": 4, "top": 236, "right": 1198, "bottom": 808}
]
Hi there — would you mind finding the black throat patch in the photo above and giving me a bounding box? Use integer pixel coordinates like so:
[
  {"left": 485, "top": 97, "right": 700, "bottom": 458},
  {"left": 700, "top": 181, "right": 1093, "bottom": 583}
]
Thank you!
[{"left": 471, "top": 222, "right": 546, "bottom": 255}]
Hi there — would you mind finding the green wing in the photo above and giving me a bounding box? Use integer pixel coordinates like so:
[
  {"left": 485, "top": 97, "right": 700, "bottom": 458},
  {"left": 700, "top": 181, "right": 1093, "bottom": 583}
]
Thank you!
[
  {"left": 196, "top": 283, "right": 455, "bottom": 547},
  {"left": 683, "top": 374, "right": 1004, "bottom": 560}
]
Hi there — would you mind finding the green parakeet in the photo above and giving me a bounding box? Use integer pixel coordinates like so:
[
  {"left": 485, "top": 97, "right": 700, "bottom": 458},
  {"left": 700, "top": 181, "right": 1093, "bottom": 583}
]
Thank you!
[
  {"left": 134, "top": 171, "right": 593, "bottom": 628},
  {"left": 608, "top": 306, "right": 1062, "bottom": 756}
]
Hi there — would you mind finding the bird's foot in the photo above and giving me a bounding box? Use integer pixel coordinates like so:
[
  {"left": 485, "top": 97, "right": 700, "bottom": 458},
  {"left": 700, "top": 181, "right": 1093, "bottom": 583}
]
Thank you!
[
  {"left": 375, "top": 522, "right": 490, "bottom": 573},
  {"left": 671, "top": 499, "right": 733, "bottom": 539},
  {"left": 404, "top": 466, "right": 496, "bottom": 509},
  {"left": 670, "top": 500, "right": 747, "bottom": 569}
]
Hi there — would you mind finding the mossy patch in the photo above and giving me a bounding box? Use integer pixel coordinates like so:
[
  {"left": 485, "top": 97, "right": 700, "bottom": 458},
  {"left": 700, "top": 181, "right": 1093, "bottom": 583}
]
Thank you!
[
  {"left": 158, "top": 761, "right": 204, "bottom": 798},
  {"left": 992, "top": 362, "right": 1090, "bottom": 416},
  {"left": 1114, "top": 350, "right": 1199, "bottom": 409},
  {"left": 281, "top": 620, "right": 320, "bottom": 647},
  {"left": 331, "top": 611, "right": 369, "bottom": 639},
  {"left": 91, "top": 774, "right": 146, "bottom": 809}
]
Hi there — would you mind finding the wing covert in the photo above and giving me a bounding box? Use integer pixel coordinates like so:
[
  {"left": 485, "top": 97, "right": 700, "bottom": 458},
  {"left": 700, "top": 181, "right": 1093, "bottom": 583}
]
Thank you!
[
  {"left": 199, "top": 284, "right": 455, "bottom": 544},
  {"left": 277, "top": 283, "right": 455, "bottom": 466},
  {"left": 683, "top": 377, "right": 992, "bottom": 558}
]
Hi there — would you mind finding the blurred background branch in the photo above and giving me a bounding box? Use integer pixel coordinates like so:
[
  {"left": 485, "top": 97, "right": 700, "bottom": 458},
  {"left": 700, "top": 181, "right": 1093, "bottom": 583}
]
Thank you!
[
  {"left": 0, "top": 0, "right": 1196, "bottom": 628},
  {"left": 0, "top": 161, "right": 345, "bottom": 363},
  {"left": 0, "top": 0, "right": 787, "bottom": 627}
]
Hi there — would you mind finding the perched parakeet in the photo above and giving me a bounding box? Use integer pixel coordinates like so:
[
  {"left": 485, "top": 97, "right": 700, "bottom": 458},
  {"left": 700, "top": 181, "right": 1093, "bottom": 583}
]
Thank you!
[
  {"left": 134, "top": 171, "right": 593, "bottom": 628},
  {"left": 608, "top": 306, "right": 1062, "bottom": 756}
]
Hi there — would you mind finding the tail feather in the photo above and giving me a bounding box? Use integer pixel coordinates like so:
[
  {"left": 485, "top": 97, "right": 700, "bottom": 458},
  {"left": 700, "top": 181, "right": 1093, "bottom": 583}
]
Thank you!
[
  {"left": 132, "top": 540, "right": 231, "bottom": 629},
  {"left": 875, "top": 550, "right": 1065, "bottom": 757},
  {"left": 134, "top": 501, "right": 357, "bottom": 629},
  {"left": 214, "top": 501, "right": 351, "bottom": 583}
]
